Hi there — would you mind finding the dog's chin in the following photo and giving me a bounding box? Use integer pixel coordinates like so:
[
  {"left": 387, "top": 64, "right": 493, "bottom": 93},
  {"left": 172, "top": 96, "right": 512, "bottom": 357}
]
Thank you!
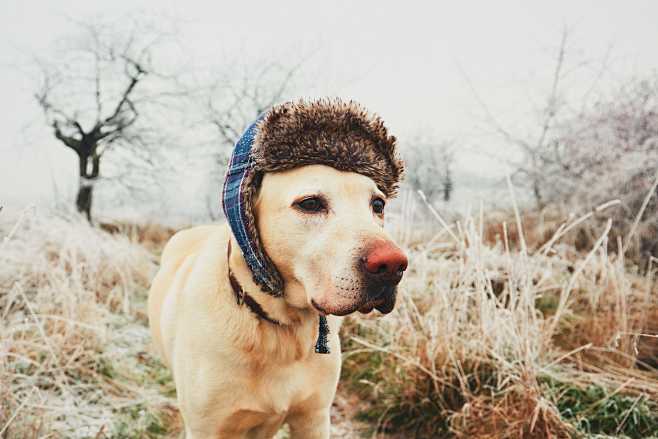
[
  {"left": 312, "top": 299, "right": 397, "bottom": 316},
  {"left": 311, "top": 288, "right": 398, "bottom": 316},
  {"left": 310, "top": 299, "right": 378, "bottom": 317},
  {"left": 311, "top": 299, "right": 354, "bottom": 316},
  {"left": 357, "top": 302, "right": 376, "bottom": 314},
  {"left": 359, "top": 295, "right": 396, "bottom": 315}
]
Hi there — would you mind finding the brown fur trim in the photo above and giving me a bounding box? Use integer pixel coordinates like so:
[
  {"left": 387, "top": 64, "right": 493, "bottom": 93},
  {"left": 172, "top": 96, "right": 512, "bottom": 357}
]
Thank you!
[
  {"left": 242, "top": 168, "right": 284, "bottom": 295},
  {"left": 252, "top": 98, "right": 404, "bottom": 197}
]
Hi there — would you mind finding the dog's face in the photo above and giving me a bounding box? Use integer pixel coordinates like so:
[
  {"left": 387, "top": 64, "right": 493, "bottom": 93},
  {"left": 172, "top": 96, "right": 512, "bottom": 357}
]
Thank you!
[{"left": 255, "top": 164, "right": 408, "bottom": 316}]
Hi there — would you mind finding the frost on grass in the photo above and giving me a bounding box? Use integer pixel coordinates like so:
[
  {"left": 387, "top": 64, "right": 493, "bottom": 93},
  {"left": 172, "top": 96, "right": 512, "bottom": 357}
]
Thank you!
[
  {"left": 1, "top": 201, "right": 657, "bottom": 438},
  {"left": 342, "top": 192, "right": 658, "bottom": 438},
  {"left": 0, "top": 212, "right": 372, "bottom": 439},
  {"left": 0, "top": 212, "right": 177, "bottom": 438}
]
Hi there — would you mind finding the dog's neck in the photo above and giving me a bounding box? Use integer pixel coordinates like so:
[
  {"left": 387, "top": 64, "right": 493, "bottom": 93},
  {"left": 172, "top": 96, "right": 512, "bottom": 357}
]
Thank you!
[{"left": 227, "top": 236, "right": 313, "bottom": 327}]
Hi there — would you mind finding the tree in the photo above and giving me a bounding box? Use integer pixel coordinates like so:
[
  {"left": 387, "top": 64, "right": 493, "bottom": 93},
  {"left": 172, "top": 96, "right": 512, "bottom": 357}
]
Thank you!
[
  {"left": 207, "top": 61, "right": 301, "bottom": 148},
  {"left": 468, "top": 27, "right": 657, "bottom": 258},
  {"left": 461, "top": 27, "right": 588, "bottom": 209},
  {"left": 200, "top": 60, "right": 303, "bottom": 219},
  {"left": 540, "top": 76, "right": 658, "bottom": 259},
  {"left": 404, "top": 137, "right": 455, "bottom": 204},
  {"left": 34, "top": 19, "right": 179, "bottom": 221}
]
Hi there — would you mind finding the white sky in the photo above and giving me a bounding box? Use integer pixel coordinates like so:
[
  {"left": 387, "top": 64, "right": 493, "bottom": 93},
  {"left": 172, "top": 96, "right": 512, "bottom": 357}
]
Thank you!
[{"left": 2, "top": 0, "right": 658, "bottom": 219}]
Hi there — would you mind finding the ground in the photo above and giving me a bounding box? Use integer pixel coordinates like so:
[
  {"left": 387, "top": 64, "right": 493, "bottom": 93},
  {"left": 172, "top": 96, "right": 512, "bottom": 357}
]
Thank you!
[{"left": 1, "top": 209, "right": 657, "bottom": 438}]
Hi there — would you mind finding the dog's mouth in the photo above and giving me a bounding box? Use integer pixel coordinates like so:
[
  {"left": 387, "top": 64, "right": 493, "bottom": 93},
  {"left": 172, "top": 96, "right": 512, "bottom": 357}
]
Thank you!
[
  {"left": 312, "top": 288, "right": 397, "bottom": 316},
  {"left": 358, "top": 301, "right": 379, "bottom": 314},
  {"left": 359, "top": 284, "right": 397, "bottom": 315},
  {"left": 358, "top": 295, "right": 396, "bottom": 315},
  {"left": 310, "top": 299, "right": 330, "bottom": 316}
]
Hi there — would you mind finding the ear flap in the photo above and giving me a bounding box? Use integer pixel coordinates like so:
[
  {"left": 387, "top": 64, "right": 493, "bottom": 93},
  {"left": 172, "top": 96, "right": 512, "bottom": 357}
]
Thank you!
[{"left": 222, "top": 118, "right": 284, "bottom": 296}]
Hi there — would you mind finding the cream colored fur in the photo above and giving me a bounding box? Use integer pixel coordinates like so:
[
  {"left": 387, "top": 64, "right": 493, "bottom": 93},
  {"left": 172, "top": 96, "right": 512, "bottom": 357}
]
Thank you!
[{"left": 148, "top": 165, "right": 402, "bottom": 438}]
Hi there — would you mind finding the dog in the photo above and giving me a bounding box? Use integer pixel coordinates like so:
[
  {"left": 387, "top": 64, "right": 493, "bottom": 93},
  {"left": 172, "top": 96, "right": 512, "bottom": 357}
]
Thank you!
[{"left": 148, "top": 100, "right": 407, "bottom": 438}]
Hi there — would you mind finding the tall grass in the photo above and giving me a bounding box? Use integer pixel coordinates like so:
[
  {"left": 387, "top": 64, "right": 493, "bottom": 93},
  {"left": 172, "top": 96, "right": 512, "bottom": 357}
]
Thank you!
[
  {"left": 0, "top": 211, "right": 177, "bottom": 438},
  {"left": 342, "top": 190, "right": 658, "bottom": 438},
  {"left": 1, "top": 189, "right": 656, "bottom": 438}
]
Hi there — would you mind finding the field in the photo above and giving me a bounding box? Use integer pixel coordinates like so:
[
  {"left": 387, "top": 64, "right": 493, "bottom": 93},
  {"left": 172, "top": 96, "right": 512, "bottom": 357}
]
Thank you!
[{"left": 1, "top": 192, "right": 657, "bottom": 438}]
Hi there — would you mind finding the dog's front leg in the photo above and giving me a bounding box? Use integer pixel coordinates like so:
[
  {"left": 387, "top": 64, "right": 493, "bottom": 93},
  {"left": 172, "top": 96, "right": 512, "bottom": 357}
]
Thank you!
[{"left": 286, "top": 408, "right": 330, "bottom": 439}]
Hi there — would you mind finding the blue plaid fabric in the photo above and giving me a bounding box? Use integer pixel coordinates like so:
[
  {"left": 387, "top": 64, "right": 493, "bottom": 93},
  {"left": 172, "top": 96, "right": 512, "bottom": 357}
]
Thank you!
[{"left": 222, "top": 117, "right": 279, "bottom": 293}]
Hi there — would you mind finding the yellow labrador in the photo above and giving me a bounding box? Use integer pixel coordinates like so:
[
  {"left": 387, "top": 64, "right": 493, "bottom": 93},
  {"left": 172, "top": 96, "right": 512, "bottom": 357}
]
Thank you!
[{"left": 148, "top": 100, "right": 407, "bottom": 438}]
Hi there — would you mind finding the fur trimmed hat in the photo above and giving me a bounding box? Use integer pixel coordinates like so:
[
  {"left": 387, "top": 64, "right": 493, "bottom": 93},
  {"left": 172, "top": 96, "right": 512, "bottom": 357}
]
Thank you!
[{"left": 222, "top": 98, "right": 403, "bottom": 297}]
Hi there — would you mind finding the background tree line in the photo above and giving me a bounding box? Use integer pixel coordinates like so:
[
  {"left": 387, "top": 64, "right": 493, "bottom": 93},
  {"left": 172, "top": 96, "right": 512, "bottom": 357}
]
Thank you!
[{"left": 30, "top": 20, "right": 656, "bottom": 261}]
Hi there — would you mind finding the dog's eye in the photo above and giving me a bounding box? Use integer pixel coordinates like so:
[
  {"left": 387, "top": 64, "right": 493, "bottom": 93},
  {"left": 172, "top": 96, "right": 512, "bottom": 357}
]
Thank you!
[
  {"left": 372, "top": 197, "right": 386, "bottom": 214},
  {"left": 295, "top": 197, "right": 326, "bottom": 213}
]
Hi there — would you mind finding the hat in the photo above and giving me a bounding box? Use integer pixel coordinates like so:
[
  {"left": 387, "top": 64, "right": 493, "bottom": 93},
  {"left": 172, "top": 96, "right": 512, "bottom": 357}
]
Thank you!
[{"left": 222, "top": 98, "right": 404, "bottom": 298}]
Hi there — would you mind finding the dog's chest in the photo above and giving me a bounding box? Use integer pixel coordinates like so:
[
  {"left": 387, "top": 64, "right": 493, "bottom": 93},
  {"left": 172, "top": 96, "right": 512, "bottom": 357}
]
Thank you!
[
  {"left": 210, "top": 353, "right": 339, "bottom": 435},
  {"left": 247, "top": 355, "right": 338, "bottom": 414}
]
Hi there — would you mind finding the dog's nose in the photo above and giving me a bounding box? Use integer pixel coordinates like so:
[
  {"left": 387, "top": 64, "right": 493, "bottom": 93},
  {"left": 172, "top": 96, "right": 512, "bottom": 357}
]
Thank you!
[{"left": 363, "top": 242, "right": 408, "bottom": 281}]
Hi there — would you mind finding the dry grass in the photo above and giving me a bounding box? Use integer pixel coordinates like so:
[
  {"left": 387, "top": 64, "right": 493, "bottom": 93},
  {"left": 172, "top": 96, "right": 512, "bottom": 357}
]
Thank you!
[
  {"left": 1, "top": 189, "right": 657, "bottom": 438},
  {"left": 0, "top": 212, "right": 360, "bottom": 438},
  {"left": 99, "top": 221, "right": 178, "bottom": 255},
  {"left": 341, "top": 190, "right": 658, "bottom": 438},
  {"left": 0, "top": 211, "right": 178, "bottom": 438}
]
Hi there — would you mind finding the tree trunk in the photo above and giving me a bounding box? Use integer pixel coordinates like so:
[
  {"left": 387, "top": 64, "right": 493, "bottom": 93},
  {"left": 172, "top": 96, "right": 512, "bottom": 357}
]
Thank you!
[
  {"left": 533, "top": 178, "right": 544, "bottom": 210},
  {"left": 76, "top": 153, "right": 100, "bottom": 222},
  {"left": 76, "top": 183, "right": 93, "bottom": 221},
  {"left": 443, "top": 167, "right": 453, "bottom": 202}
]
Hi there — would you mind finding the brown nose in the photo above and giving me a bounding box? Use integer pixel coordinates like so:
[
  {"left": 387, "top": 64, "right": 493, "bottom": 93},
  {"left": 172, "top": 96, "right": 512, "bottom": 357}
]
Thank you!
[{"left": 364, "top": 242, "right": 408, "bottom": 278}]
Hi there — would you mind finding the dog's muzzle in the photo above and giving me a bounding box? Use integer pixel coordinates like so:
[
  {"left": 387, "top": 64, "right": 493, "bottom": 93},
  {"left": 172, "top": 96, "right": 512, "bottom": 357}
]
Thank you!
[{"left": 358, "top": 241, "right": 408, "bottom": 314}]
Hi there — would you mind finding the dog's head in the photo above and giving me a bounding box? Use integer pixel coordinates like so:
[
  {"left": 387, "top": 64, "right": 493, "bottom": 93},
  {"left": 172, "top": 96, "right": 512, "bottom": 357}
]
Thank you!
[{"left": 254, "top": 164, "right": 408, "bottom": 316}]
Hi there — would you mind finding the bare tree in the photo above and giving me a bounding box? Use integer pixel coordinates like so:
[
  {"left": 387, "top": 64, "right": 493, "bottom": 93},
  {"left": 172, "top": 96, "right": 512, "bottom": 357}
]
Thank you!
[
  {"left": 470, "top": 28, "right": 571, "bottom": 209},
  {"left": 200, "top": 60, "right": 303, "bottom": 219},
  {"left": 465, "top": 27, "right": 657, "bottom": 258},
  {"left": 207, "top": 61, "right": 302, "bottom": 150},
  {"left": 543, "top": 76, "right": 658, "bottom": 258},
  {"left": 462, "top": 27, "right": 620, "bottom": 208},
  {"left": 404, "top": 137, "right": 456, "bottom": 204},
  {"left": 34, "top": 19, "right": 180, "bottom": 221}
]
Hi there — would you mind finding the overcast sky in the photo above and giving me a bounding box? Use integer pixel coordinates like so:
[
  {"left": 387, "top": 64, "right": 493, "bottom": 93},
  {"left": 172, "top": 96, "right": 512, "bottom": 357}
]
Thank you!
[{"left": 2, "top": 1, "right": 658, "bottom": 219}]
